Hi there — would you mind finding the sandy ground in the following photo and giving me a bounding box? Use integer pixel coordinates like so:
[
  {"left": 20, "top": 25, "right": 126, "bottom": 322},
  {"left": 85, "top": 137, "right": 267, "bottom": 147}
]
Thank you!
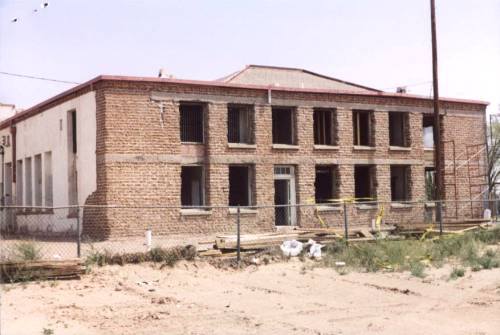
[{"left": 1, "top": 260, "right": 500, "bottom": 335}]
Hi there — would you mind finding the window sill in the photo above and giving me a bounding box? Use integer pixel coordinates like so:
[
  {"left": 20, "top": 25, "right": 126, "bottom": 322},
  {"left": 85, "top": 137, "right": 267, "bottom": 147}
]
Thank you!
[
  {"left": 272, "top": 144, "right": 299, "bottom": 150},
  {"left": 355, "top": 204, "right": 378, "bottom": 210},
  {"left": 228, "top": 207, "right": 258, "bottom": 214},
  {"left": 390, "top": 203, "right": 413, "bottom": 209},
  {"left": 425, "top": 202, "right": 436, "bottom": 208},
  {"left": 424, "top": 147, "right": 435, "bottom": 151},
  {"left": 313, "top": 145, "right": 339, "bottom": 150},
  {"left": 353, "top": 145, "right": 375, "bottom": 151},
  {"left": 180, "top": 209, "right": 212, "bottom": 216},
  {"left": 227, "top": 143, "right": 256, "bottom": 149},
  {"left": 316, "top": 205, "right": 342, "bottom": 212},
  {"left": 389, "top": 146, "right": 411, "bottom": 151},
  {"left": 181, "top": 142, "right": 204, "bottom": 145}
]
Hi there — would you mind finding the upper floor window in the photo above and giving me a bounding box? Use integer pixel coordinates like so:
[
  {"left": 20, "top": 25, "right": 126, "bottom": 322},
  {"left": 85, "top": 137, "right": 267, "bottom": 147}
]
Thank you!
[
  {"left": 180, "top": 103, "right": 204, "bottom": 143},
  {"left": 228, "top": 105, "right": 254, "bottom": 144},
  {"left": 423, "top": 115, "right": 435, "bottom": 148},
  {"left": 353, "top": 110, "right": 374, "bottom": 146},
  {"left": 389, "top": 112, "right": 410, "bottom": 147},
  {"left": 314, "top": 108, "right": 337, "bottom": 146},
  {"left": 272, "top": 107, "right": 296, "bottom": 145}
]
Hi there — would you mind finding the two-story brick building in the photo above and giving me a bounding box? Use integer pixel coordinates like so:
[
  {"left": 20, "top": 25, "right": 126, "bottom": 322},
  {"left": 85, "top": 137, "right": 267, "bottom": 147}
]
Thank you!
[{"left": 0, "top": 65, "right": 489, "bottom": 238}]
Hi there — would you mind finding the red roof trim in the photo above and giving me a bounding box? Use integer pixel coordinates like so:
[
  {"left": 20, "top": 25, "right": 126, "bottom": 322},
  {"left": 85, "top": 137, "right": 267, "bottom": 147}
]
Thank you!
[{"left": 0, "top": 74, "right": 488, "bottom": 130}]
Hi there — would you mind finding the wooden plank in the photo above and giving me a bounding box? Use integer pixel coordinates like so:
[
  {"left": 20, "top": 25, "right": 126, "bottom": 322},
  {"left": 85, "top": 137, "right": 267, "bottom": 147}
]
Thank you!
[{"left": 0, "top": 259, "right": 85, "bottom": 282}]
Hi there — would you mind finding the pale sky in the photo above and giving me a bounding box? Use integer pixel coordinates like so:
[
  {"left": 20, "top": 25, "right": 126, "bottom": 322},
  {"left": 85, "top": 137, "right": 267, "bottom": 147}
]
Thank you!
[{"left": 1, "top": 0, "right": 499, "bottom": 114}]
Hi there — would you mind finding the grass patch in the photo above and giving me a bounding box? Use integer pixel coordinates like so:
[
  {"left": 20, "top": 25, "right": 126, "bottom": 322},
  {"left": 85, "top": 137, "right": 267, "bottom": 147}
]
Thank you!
[
  {"left": 321, "top": 227, "right": 500, "bottom": 276},
  {"left": 450, "top": 267, "right": 465, "bottom": 280},
  {"left": 85, "top": 245, "right": 197, "bottom": 268},
  {"left": 12, "top": 241, "right": 41, "bottom": 261},
  {"left": 409, "top": 261, "right": 426, "bottom": 278}
]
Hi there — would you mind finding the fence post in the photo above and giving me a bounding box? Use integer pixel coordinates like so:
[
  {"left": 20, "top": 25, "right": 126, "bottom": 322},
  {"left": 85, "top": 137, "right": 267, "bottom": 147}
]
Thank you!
[
  {"left": 437, "top": 201, "right": 443, "bottom": 236},
  {"left": 76, "top": 206, "right": 81, "bottom": 258},
  {"left": 343, "top": 201, "right": 349, "bottom": 244},
  {"left": 236, "top": 206, "right": 241, "bottom": 264}
]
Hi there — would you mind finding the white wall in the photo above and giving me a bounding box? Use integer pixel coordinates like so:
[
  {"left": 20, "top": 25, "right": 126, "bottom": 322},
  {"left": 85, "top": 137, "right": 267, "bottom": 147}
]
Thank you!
[{"left": 2, "top": 91, "right": 97, "bottom": 233}]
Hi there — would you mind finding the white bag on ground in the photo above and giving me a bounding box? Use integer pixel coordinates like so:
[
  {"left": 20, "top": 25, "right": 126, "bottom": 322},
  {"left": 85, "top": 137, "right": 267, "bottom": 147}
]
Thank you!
[
  {"left": 307, "top": 239, "right": 324, "bottom": 259},
  {"left": 280, "top": 240, "right": 303, "bottom": 257}
]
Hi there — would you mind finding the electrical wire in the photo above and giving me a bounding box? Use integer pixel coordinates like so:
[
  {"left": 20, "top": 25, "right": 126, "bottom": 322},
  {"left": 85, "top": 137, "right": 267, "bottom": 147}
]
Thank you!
[{"left": 0, "top": 71, "right": 80, "bottom": 85}]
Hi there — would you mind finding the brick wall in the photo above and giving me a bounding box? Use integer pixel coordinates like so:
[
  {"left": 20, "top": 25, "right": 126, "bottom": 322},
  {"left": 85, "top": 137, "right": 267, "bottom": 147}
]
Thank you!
[{"left": 81, "top": 80, "right": 487, "bottom": 238}]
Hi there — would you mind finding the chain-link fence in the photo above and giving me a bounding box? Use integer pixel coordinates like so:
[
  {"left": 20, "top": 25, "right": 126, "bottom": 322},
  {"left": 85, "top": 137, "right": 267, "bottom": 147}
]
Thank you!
[{"left": 0, "top": 199, "right": 497, "bottom": 262}]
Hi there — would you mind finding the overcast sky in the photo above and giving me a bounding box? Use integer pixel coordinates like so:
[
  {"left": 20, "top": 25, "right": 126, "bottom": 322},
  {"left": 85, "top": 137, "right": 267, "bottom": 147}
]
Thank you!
[{"left": 1, "top": 0, "right": 499, "bottom": 114}]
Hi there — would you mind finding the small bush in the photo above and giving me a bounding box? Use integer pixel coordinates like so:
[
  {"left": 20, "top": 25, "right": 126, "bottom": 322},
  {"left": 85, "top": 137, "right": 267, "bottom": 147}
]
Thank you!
[
  {"left": 450, "top": 267, "right": 465, "bottom": 280},
  {"left": 13, "top": 241, "right": 41, "bottom": 261},
  {"left": 410, "top": 261, "right": 426, "bottom": 278},
  {"left": 474, "top": 227, "right": 500, "bottom": 244},
  {"left": 477, "top": 250, "right": 500, "bottom": 270},
  {"left": 85, "top": 250, "right": 109, "bottom": 266}
]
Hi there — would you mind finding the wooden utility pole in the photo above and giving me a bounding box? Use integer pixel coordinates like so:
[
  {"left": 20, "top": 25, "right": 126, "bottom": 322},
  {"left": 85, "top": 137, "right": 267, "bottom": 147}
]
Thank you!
[{"left": 430, "top": 0, "right": 442, "bottom": 201}]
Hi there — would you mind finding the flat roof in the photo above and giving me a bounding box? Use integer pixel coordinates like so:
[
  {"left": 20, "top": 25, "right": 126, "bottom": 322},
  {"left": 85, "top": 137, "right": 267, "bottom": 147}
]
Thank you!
[{"left": 0, "top": 74, "right": 489, "bottom": 130}]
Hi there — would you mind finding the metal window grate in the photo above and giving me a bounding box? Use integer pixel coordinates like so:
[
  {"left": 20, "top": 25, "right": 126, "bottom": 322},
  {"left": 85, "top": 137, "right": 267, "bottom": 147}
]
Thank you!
[{"left": 180, "top": 104, "right": 204, "bottom": 143}]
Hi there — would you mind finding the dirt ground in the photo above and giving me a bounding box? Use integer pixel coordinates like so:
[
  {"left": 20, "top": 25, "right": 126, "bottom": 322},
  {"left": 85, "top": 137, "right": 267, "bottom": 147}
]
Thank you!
[{"left": 1, "top": 260, "right": 500, "bottom": 335}]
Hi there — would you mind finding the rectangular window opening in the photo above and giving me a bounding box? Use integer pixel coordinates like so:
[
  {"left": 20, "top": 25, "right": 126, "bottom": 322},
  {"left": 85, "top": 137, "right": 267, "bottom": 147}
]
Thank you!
[
  {"left": 34, "top": 154, "right": 42, "bottom": 207},
  {"left": 228, "top": 105, "right": 254, "bottom": 144},
  {"left": 389, "top": 112, "right": 409, "bottom": 147},
  {"left": 423, "top": 115, "right": 435, "bottom": 148},
  {"left": 180, "top": 103, "right": 204, "bottom": 143},
  {"left": 425, "top": 167, "right": 436, "bottom": 201},
  {"left": 15, "top": 160, "right": 23, "bottom": 206},
  {"left": 181, "top": 165, "right": 205, "bottom": 207},
  {"left": 314, "top": 109, "right": 337, "bottom": 145},
  {"left": 391, "top": 165, "right": 411, "bottom": 201},
  {"left": 44, "top": 152, "right": 53, "bottom": 207},
  {"left": 315, "top": 165, "right": 339, "bottom": 204},
  {"left": 67, "top": 110, "right": 77, "bottom": 154},
  {"left": 353, "top": 110, "right": 373, "bottom": 146},
  {"left": 229, "top": 165, "right": 254, "bottom": 206},
  {"left": 25, "top": 157, "right": 32, "bottom": 207},
  {"left": 272, "top": 107, "right": 295, "bottom": 145},
  {"left": 354, "top": 165, "right": 376, "bottom": 201},
  {"left": 4, "top": 163, "right": 13, "bottom": 206}
]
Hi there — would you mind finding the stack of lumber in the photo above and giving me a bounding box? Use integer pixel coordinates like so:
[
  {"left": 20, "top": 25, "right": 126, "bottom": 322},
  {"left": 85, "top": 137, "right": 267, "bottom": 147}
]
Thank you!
[
  {"left": 212, "top": 228, "right": 382, "bottom": 252},
  {"left": 395, "top": 218, "right": 491, "bottom": 235},
  {"left": 0, "top": 259, "right": 85, "bottom": 282}
]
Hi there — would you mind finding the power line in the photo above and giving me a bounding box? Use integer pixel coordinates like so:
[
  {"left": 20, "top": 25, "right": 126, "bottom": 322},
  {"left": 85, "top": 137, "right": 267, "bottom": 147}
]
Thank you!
[{"left": 0, "top": 71, "right": 80, "bottom": 85}]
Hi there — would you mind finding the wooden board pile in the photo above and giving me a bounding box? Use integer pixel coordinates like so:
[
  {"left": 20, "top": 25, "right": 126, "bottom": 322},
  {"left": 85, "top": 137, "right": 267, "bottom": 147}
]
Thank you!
[
  {"left": 198, "top": 227, "right": 386, "bottom": 257},
  {"left": 0, "top": 259, "right": 86, "bottom": 282},
  {"left": 395, "top": 218, "right": 492, "bottom": 235}
]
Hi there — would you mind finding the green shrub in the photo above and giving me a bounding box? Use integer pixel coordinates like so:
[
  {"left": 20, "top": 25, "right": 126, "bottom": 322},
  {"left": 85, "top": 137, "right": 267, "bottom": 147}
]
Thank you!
[
  {"left": 13, "top": 241, "right": 41, "bottom": 261},
  {"left": 410, "top": 261, "right": 426, "bottom": 278},
  {"left": 450, "top": 267, "right": 465, "bottom": 280}
]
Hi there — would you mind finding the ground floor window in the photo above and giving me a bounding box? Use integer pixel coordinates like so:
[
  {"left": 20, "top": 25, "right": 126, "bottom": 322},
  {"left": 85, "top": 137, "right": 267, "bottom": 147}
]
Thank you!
[
  {"left": 315, "top": 165, "right": 339, "bottom": 204},
  {"left": 229, "top": 165, "right": 254, "bottom": 206},
  {"left": 181, "top": 165, "right": 205, "bottom": 207},
  {"left": 391, "top": 165, "right": 411, "bottom": 201},
  {"left": 354, "top": 165, "right": 376, "bottom": 201}
]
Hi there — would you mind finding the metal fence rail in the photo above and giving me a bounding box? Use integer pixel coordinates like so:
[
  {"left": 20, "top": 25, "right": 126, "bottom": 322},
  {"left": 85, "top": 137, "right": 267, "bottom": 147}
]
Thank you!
[{"left": 0, "top": 199, "right": 497, "bottom": 262}]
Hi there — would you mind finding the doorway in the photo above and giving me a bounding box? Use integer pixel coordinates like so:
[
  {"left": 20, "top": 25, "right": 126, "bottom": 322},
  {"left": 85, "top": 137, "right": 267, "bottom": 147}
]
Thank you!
[{"left": 274, "top": 166, "right": 296, "bottom": 226}]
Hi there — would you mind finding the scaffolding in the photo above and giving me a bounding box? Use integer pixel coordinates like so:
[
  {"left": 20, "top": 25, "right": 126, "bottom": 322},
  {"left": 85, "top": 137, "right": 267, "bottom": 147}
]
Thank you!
[
  {"left": 440, "top": 141, "right": 488, "bottom": 219},
  {"left": 466, "top": 143, "right": 488, "bottom": 217},
  {"left": 442, "top": 140, "right": 458, "bottom": 219}
]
